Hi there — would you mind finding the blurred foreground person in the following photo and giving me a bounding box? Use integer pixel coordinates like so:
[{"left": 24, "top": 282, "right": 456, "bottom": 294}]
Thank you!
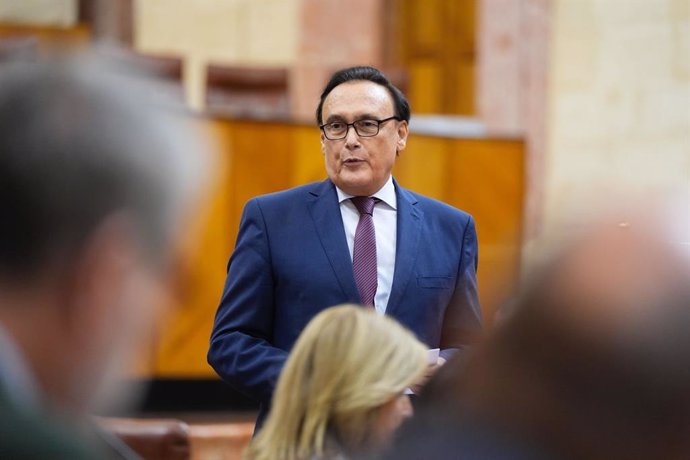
[
  {"left": 386, "top": 223, "right": 690, "bottom": 460},
  {"left": 0, "top": 54, "right": 206, "bottom": 458},
  {"left": 245, "top": 305, "right": 428, "bottom": 460}
]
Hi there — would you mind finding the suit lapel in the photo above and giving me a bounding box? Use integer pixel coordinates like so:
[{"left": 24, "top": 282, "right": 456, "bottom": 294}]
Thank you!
[
  {"left": 386, "top": 181, "right": 423, "bottom": 315},
  {"left": 307, "top": 179, "right": 360, "bottom": 302}
]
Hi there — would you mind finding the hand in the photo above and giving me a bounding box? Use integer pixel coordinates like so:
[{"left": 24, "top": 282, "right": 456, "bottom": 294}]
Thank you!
[{"left": 410, "top": 356, "right": 446, "bottom": 394}]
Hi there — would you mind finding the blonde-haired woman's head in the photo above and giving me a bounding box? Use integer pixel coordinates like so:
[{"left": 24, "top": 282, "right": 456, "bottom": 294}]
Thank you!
[{"left": 246, "top": 304, "right": 428, "bottom": 460}]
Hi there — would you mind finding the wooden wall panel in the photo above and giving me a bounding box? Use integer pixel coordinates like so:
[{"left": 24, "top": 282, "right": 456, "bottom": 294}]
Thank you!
[
  {"left": 409, "top": 0, "right": 444, "bottom": 50},
  {"left": 452, "top": 0, "right": 476, "bottom": 53},
  {"left": 453, "top": 60, "right": 476, "bottom": 115},
  {"left": 446, "top": 139, "right": 524, "bottom": 320},
  {"left": 0, "top": 23, "right": 90, "bottom": 46},
  {"left": 395, "top": 135, "right": 524, "bottom": 321},
  {"left": 290, "top": 125, "right": 325, "bottom": 185},
  {"left": 391, "top": 0, "right": 477, "bottom": 115},
  {"left": 394, "top": 136, "right": 450, "bottom": 198},
  {"left": 446, "top": 139, "right": 524, "bottom": 244},
  {"left": 151, "top": 118, "right": 524, "bottom": 377},
  {"left": 152, "top": 118, "right": 236, "bottom": 377},
  {"left": 408, "top": 62, "right": 444, "bottom": 113}
]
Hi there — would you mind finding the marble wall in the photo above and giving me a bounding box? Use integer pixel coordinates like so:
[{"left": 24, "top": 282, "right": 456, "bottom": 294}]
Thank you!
[
  {"left": 534, "top": 0, "right": 690, "bottom": 263},
  {"left": 477, "top": 0, "right": 689, "bottom": 270}
]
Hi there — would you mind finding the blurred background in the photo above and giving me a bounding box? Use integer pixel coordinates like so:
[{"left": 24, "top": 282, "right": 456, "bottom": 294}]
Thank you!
[{"left": 0, "top": 0, "right": 687, "bottom": 455}]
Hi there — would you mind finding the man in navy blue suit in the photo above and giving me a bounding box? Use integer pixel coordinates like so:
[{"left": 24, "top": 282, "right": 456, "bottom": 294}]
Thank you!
[{"left": 208, "top": 66, "right": 482, "bottom": 427}]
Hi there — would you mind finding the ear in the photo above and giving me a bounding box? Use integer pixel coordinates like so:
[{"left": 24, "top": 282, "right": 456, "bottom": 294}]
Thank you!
[
  {"left": 396, "top": 120, "right": 409, "bottom": 154},
  {"left": 320, "top": 132, "right": 326, "bottom": 153}
]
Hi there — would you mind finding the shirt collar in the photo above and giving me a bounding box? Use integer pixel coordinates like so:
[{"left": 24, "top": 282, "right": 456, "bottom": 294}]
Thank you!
[{"left": 335, "top": 175, "right": 397, "bottom": 210}]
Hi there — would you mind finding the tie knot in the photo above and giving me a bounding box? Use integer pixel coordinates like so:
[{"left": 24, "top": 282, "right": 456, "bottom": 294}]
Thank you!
[{"left": 351, "top": 196, "right": 376, "bottom": 216}]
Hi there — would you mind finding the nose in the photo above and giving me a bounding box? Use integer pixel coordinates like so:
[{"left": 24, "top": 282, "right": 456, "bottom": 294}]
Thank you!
[{"left": 344, "top": 124, "right": 361, "bottom": 149}]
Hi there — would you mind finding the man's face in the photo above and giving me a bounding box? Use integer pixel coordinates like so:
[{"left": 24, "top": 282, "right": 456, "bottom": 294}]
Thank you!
[
  {"left": 320, "top": 80, "right": 408, "bottom": 196},
  {"left": 64, "top": 221, "right": 173, "bottom": 413}
]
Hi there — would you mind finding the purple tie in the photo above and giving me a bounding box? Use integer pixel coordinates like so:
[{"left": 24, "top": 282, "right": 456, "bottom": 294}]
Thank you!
[{"left": 351, "top": 196, "right": 378, "bottom": 307}]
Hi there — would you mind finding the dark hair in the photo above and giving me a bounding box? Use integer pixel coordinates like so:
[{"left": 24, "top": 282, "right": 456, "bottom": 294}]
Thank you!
[
  {"left": 0, "top": 56, "right": 202, "bottom": 280},
  {"left": 315, "top": 66, "right": 410, "bottom": 125}
]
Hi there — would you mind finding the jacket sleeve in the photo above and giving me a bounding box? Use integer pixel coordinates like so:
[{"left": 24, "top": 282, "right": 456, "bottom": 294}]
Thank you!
[
  {"left": 439, "top": 214, "right": 482, "bottom": 361},
  {"left": 207, "top": 198, "right": 288, "bottom": 404}
]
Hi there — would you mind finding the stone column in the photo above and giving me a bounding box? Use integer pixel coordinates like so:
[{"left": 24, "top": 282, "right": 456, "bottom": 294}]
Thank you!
[
  {"left": 477, "top": 0, "right": 552, "bottom": 262},
  {"left": 290, "top": 0, "right": 386, "bottom": 122}
]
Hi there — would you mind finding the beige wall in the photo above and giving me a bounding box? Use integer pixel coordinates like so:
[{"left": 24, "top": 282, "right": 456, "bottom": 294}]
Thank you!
[
  {"left": 0, "top": 0, "right": 76, "bottom": 26},
  {"left": 135, "top": 0, "right": 300, "bottom": 109},
  {"left": 527, "top": 0, "right": 690, "bottom": 264},
  {"left": 135, "top": 0, "right": 298, "bottom": 64}
]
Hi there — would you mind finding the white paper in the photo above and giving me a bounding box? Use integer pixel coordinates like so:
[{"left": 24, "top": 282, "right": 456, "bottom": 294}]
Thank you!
[{"left": 404, "top": 348, "right": 441, "bottom": 394}]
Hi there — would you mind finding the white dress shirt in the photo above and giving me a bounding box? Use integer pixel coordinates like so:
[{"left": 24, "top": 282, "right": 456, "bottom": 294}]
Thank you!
[{"left": 336, "top": 176, "right": 397, "bottom": 315}]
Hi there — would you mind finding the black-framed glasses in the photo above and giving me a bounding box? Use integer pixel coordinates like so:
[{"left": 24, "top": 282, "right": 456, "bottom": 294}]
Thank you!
[{"left": 320, "top": 116, "right": 400, "bottom": 140}]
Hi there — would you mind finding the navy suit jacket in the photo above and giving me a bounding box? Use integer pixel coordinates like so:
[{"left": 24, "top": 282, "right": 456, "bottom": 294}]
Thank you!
[{"left": 208, "top": 178, "right": 481, "bottom": 422}]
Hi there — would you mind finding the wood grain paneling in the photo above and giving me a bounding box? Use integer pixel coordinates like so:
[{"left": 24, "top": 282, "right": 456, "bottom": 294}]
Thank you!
[
  {"left": 152, "top": 118, "right": 236, "bottom": 377},
  {"left": 408, "top": 62, "right": 444, "bottom": 113},
  {"left": 0, "top": 23, "right": 90, "bottom": 53},
  {"left": 389, "top": 0, "right": 477, "bottom": 115}
]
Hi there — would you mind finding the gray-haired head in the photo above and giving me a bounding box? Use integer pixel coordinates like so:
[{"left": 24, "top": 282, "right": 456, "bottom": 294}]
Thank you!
[{"left": 0, "top": 53, "right": 208, "bottom": 281}]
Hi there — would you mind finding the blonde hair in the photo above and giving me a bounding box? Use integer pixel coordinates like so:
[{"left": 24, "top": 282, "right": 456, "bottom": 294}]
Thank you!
[{"left": 245, "top": 305, "right": 428, "bottom": 460}]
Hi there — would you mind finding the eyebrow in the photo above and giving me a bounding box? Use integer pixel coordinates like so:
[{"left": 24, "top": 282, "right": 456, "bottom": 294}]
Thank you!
[{"left": 324, "top": 113, "right": 380, "bottom": 124}]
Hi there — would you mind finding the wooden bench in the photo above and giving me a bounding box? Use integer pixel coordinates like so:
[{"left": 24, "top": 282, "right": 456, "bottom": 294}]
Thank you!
[{"left": 96, "top": 417, "right": 254, "bottom": 460}]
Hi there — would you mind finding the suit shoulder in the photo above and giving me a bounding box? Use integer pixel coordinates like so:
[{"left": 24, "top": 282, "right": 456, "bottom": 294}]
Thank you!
[
  {"left": 248, "top": 181, "right": 326, "bottom": 208},
  {"left": 406, "top": 190, "right": 473, "bottom": 223}
]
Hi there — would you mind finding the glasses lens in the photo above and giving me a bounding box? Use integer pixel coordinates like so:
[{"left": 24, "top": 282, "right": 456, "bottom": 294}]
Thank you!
[
  {"left": 354, "top": 120, "right": 379, "bottom": 136},
  {"left": 325, "top": 122, "right": 346, "bottom": 139}
]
